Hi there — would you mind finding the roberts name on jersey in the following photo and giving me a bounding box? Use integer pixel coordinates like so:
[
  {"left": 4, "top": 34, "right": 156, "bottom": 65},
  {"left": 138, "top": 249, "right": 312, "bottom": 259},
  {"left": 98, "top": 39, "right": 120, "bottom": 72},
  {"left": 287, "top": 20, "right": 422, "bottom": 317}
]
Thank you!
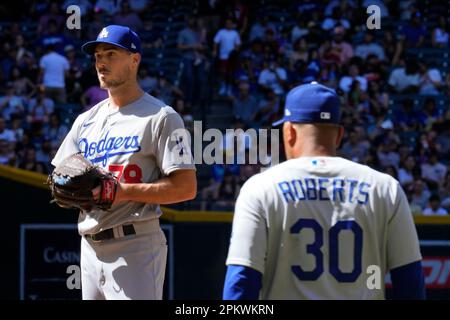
[{"left": 277, "top": 178, "right": 371, "bottom": 205}]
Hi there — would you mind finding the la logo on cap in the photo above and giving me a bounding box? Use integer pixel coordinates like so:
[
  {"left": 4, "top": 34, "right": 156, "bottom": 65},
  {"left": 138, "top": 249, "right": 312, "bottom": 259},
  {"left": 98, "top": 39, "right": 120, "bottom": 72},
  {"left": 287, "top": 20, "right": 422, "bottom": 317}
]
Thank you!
[
  {"left": 131, "top": 43, "right": 136, "bottom": 49},
  {"left": 99, "top": 28, "right": 109, "bottom": 38}
]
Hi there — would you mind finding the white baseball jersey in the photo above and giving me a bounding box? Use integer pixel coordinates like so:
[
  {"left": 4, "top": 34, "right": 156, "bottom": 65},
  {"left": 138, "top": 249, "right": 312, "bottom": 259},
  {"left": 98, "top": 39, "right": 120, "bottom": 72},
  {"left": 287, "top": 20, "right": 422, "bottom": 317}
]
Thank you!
[
  {"left": 226, "top": 156, "right": 421, "bottom": 300},
  {"left": 52, "top": 93, "right": 195, "bottom": 235}
]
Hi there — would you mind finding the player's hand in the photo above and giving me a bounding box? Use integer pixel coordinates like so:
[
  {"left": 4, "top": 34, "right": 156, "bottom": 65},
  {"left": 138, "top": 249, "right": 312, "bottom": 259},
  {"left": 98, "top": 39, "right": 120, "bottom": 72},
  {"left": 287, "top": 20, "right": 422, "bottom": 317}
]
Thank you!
[{"left": 91, "top": 182, "right": 123, "bottom": 205}]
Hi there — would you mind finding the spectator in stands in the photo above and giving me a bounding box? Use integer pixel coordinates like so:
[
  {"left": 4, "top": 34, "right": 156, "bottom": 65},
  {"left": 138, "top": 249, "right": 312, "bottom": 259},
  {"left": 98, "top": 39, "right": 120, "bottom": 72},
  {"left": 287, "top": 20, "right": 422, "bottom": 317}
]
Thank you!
[
  {"left": 398, "top": 155, "right": 420, "bottom": 190},
  {"left": 436, "top": 121, "right": 450, "bottom": 156},
  {"left": 138, "top": 65, "right": 157, "bottom": 94},
  {"left": 18, "top": 52, "right": 39, "bottom": 84},
  {"left": 27, "top": 94, "right": 51, "bottom": 125},
  {"left": 227, "top": 0, "right": 249, "bottom": 36},
  {"left": 262, "top": 28, "right": 282, "bottom": 57},
  {"left": 320, "top": 26, "right": 354, "bottom": 67},
  {"left": 37, "top": 18, "right": 71, "bottom": 55},
  {"left": 440, "top": 172, "right": 450, "bottom": 212},
  {"left": 291, "top": 14, "right": 309, "bottom": 44},
  {"left": 213, "top": 17, "right": 241, "bottom": 96},
  {"left": 421, "top": 151, "right": 447, "bottom": 190},
  {"left": 258, "top": 59, "right": 287, "bottom": 97},
  {"left": 431, "top": 15, "right": 449, "bottom": 48},
  {"left": 151, "top": 70, "right": 183, "bottom": 106},
  {"left": 340, "top": 129, "right": 369, "bottom": 162},
  {"left": 172, "top": 98, "right": 193, "bottom": 124},
  {"left": 367, "top": 81, "right": 388, "bottom": 112},
  {"left": 10, "top": 116, "right": 24, "bottom": 143},
  {"left": 86, "top": 11, "right": 106, "bottom": 41},
  {"left": 95, "top": 0, "right": 122, "bottom": 16},
  {"left": 231, "top": 78, "right": 259, "bottom": 128},
  {"left": 36, "top": 138, "right": 52, "bottom": 172},
  {"left": 18, "top": 147, "right": 47, "bottom": 174},
  {"left": 113, "top": 0, "right": 143, "bottom": 32},
  {"left": 128, "top": 0, "right": 151, "bottom": 14},
  {"left": 200, "top": 152, "right": 240, "bottom": 211},
  {"left": 14, "top": 35, "right": 33, "bottom": 66},
  {"left": 249, "top": 15, "right": 276, "bottom": 42},
  {"left": 44, "top": 113, "right": 68, "bottom": 150},
  {"left": 178, "top": 16, "right": 205, "bottom": 108},
  {"left": 388, "top": 59, "right": 420, "bottom": 93},
  {"left": 39, "top": 44, "right": 69, "bottom": 105},
  {"left": 355, "top": 32, "right": 386, "bottom": 61},
  {"left": 385, "top": 165, "right": 399, "bottom": 179},
  {"left": 423, "top": 194, "right": 448, "bottom": 216},
  {"left": 141, "top": 19, "right": 163, "bottom": 49},
  {"left": 324, "top": 0, "right": 357, "bottom": 18},
  {"left": 64, "top": 45, "right": 83, "bottom": 103},
  {"left": 393, "top": 98, "right": 419, "bottom": 131},
  {"left": 401, "top": 11, "right": 427, "bottom": 48},
  {"left": 80, "top": 84, "right": 108, "bottom": 111},
  {"left": 234, "top": 53, "right": 259, "bottom": 91},
  {"left": 0, "top": 82, "right": 25, "bottom": 121},
  {"left": 28, "top": 89, "right": 55, "bottom": 117},
  {"left": 37, "top": 1, "right": 65, "bottom": 36},
  {"left": 288, "top": 37, "right": 309, "bottom": 71},
  {"left": 419, "top": 62, "right": 443, "bottom": 95},
  {"left": 418, "top": 98, "right": 441, "bottom": 131},
  {"left": 410, "top": 179, "right": 431, "bottom": 210},
  {"left": 10, "top": 66, "right": 36, "bottom": 98},
  {"left": 339, "top": 63, "right": 368, "bottom": 93},
  {"left": 0, "top": 116, "right": 16, "bottom": 165},
  {"left": 1, "top": 42, "right": 16, "bottom": 83},
  {"left": 321, "top": 7, "right": 351, "bottom": 31},
  {"left": 377, "top": 139, "right": 400, "bottom": 168},
  {"left": 254, "top": 88, "right": 279, "bottom": 127},
  {"left": 210, "top": 169, "right": 240, "bottom": 211}
]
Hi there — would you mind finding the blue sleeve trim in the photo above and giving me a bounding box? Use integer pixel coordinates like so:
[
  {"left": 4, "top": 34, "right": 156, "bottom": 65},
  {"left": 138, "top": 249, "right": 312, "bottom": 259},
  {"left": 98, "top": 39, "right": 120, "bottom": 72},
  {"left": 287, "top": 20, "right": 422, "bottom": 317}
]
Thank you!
[
  {"left": 223, "top": 265, "right": 262, "bottom": 300},
  {"left": 390, "top": 260, "right": 426, "bottom": 300}
]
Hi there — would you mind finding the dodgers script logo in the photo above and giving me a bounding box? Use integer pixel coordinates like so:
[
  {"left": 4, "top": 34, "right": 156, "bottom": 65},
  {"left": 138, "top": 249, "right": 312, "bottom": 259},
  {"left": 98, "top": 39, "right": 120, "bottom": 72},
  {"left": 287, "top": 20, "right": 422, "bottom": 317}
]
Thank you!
[{"left": 78, "top": 131, "right": 141, "bottom": 165}]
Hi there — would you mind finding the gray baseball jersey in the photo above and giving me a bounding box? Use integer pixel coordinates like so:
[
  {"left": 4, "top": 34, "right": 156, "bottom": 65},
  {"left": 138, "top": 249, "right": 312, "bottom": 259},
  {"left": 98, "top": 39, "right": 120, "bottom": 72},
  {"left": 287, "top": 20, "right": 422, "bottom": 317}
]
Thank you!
[
  {"left": 52, "top": 93, "right": 195, "bottom": 235},
  {"left": 226, "top": 156, "right": 422, "bottom": 299}
]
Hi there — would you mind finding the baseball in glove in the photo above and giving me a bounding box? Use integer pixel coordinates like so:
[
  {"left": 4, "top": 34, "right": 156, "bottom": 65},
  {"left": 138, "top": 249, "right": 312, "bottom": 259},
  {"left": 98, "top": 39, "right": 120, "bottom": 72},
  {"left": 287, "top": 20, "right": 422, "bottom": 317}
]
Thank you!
[{"left": 47, "top": 153, "right": 118, "bottom": 211}]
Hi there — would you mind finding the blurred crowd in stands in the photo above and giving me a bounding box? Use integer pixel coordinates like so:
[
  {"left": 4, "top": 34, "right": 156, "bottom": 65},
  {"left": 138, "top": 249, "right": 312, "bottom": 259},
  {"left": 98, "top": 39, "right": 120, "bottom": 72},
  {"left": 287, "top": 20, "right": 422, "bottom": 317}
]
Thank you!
[{"left": 0, "top": 0, "right": 448, "bottom": 215}]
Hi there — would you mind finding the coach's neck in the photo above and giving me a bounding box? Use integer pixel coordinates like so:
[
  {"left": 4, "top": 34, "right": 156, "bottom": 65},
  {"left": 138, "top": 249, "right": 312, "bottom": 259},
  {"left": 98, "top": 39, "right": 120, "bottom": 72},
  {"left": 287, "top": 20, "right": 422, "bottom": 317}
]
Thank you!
[
  {"left": 284, "top": 122, "right": 344, "bottom": 159},
  {"left": 108, "top": 79, "right": 144, "bottom": 110}
]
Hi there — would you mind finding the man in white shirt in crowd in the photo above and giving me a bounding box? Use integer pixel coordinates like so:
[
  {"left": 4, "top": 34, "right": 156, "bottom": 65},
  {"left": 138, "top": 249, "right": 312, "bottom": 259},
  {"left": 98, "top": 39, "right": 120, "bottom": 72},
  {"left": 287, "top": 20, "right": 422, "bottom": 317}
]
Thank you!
[
  {"left": 213, "top": 18, "right": 241, "bottom": 96},
  {"left": 39, "top": 44, "right": 69, "bottom": 104},
  {"left": 339, "top": 63, "right": 368, "bottom": 93},
  {"left": 388, "top": 59, "right": 420, "bottom": 93}
]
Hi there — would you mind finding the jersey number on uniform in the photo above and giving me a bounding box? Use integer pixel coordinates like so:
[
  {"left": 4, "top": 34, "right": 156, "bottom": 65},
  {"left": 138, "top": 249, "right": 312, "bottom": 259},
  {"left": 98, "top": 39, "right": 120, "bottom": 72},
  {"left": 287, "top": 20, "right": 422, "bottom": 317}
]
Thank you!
[
  {"left": 108, "top": 164, "right": 143, "bottom": 183},
  {"left": 290, "top": 219, "right": 363, "bottom": 282}
]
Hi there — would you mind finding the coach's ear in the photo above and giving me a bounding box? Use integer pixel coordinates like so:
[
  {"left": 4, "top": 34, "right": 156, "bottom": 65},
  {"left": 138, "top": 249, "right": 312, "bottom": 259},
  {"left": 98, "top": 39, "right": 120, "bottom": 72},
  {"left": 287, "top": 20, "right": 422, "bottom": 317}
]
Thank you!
[{"left": 283, "top": 122, "right": 297, "bottom": 159}]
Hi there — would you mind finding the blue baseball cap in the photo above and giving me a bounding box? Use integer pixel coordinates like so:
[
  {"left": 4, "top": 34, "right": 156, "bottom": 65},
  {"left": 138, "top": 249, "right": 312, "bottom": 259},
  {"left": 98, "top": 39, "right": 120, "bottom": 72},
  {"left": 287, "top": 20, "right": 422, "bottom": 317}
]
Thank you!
[
  {"left": 272, "top": 82, "right": 341, "bottom": 126},
  {"left": 82, "top": 25, "right": 141, "bottom": 55}
]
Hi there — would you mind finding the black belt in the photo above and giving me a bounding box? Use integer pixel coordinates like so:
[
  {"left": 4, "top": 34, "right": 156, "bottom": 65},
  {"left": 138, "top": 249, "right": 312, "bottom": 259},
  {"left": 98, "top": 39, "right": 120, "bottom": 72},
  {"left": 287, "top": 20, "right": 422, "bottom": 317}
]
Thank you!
[{"left": 86, "top": 224, "right": 136, "bottom": 242}]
